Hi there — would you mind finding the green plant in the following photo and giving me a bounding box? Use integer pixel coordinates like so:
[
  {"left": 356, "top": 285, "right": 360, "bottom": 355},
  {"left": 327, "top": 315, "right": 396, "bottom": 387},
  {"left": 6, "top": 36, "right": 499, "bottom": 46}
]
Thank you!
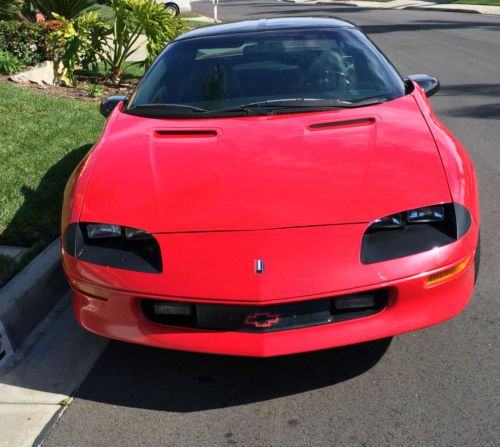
[
  {"left": 27, "top": 0, "right": 97, "bottom": 19},
  {"left": 101, "top": 0, "right": 188, "bottom": 83},
  {"left": 0, "top": 21, "right": 50, "bottom": 66},
  {"left": 0, "top": 50, "right": 26, "bottom": 74},
  {"left": 85, "top": 82, "right": 104, "bottom": 97},
  {"left": 48, "top": 11, "right": 110, "bottom": 85},
  {"left": 0, "top": 0, "right": 22, "bottom": 19},
  {"left": 45, "top": 0, "right": 187, "bottom": 85}
]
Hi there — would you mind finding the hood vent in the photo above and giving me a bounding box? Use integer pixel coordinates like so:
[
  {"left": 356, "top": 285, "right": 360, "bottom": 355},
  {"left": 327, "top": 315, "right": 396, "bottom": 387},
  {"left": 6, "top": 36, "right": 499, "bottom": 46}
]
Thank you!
[
  {"left": 154, "top": 130, "right": 218, "bottom": 138},
  {"left": 309, "top": 118, "right": 375, "bottom": 130}
]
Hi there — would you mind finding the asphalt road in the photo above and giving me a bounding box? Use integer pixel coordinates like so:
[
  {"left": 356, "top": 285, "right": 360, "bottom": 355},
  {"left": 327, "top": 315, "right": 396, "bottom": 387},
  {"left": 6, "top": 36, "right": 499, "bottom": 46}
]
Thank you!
[{"left": 44, "top": 2, "right": 499, "bottom": 446}]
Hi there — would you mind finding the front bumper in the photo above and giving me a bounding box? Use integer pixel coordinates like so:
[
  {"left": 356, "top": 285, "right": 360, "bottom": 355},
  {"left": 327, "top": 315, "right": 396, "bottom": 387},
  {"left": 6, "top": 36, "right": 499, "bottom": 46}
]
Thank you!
[
  {"left": 64, "top": 221, "right": 478, "bottom": 357},
  {"left": 68, "top": 254, "right": 474, "bottom": 357}
]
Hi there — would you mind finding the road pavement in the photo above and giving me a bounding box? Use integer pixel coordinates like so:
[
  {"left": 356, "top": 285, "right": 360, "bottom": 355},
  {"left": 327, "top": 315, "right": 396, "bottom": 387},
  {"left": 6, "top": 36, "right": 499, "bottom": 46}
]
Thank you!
[{"left": 43, "top": 2, "right": 500, "bottom": 446}]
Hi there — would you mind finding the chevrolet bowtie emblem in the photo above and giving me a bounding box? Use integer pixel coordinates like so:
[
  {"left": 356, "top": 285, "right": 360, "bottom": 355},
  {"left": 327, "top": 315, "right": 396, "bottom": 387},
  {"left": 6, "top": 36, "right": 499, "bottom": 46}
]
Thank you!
[
  {"left": 245, "top": 312, "right": 280, "bottom": 328},
  {"left": 255, "top": 259, "right": 264, "bottom": 274}
]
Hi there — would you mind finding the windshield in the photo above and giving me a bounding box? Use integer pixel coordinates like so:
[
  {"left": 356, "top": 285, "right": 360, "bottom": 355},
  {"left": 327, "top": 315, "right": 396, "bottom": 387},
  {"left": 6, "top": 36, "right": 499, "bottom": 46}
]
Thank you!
[{"left": 128, "top": 28, "right": 405, "bottom": 117}]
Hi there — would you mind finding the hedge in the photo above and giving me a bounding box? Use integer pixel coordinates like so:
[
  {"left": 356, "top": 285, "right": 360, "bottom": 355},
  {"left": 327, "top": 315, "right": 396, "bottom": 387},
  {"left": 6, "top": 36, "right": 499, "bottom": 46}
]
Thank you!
[{"left": 0, "top": 20, "right": 50, "bottom": 66}]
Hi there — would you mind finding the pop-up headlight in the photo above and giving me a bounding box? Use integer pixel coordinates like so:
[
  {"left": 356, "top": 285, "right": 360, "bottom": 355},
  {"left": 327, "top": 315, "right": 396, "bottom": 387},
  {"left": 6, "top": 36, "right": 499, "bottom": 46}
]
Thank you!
[
  {"left": 371, "top": 213, "right": 404, "bottom": 230},
  {"left": 87, "top": 224, "right": 122, "bottom": 239},
  {"left": 63, "top": 222, "right": 162, "bottom": 273},
  {"left": 362, "top": 203, "right": 471, "bottom": 264},
  {"left": 407, "top": 205, "right": 444, "bottom": 223}
]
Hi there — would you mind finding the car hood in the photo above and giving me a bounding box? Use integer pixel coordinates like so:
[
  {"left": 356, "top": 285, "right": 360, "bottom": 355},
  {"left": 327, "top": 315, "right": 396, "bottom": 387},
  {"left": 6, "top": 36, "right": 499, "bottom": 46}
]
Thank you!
[{"left": 81, "top": 94, "right": 451, "bottom": 233}]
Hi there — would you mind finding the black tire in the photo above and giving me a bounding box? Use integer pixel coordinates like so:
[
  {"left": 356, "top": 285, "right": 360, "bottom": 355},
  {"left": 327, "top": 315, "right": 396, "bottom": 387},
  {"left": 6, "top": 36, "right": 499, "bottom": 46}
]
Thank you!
[
  {"left": 165, "top": 2, "right": 180, "bottom": 16},
  {"left": 474, "top": 232, "right": 480, "bottom": 284}
]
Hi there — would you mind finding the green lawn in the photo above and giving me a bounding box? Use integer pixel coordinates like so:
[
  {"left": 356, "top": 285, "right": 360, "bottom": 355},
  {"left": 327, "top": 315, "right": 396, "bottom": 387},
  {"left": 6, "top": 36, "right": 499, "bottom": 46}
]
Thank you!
[
  {"left": 75, "top": 60, "right": 145, "bottom": 80},
  {"left": 449, "top": 0, "right": 500, "bottom": 4},
  {"left": 0, "top": 81, "right": 104, "bottom": 284},
  {"left": 88, "top": 3, "right": 115, "bottom": 21}
]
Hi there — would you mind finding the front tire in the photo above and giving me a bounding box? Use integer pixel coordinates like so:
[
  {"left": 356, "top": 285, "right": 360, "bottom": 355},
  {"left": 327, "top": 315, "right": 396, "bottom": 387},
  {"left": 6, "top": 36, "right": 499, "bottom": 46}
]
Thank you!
[
  {"left": 165, "top": 2, "right": 180, "bottom": 16},
  {"left": 474, "top": 232, "right": 480, "bottom": 284}
]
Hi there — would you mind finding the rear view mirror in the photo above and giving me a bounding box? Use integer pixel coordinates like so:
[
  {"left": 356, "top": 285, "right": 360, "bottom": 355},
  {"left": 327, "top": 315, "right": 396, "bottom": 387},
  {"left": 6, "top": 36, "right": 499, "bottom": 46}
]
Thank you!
[
  {"left": 406, "top": 74, "right": 440, "bottom": 97},
  {"left": 100, "top": 96, "right": 128, "bottom": 118}
]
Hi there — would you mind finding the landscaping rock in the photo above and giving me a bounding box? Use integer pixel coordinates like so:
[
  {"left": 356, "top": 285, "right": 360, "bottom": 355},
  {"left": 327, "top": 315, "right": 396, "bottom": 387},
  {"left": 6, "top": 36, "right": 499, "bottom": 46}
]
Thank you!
[{"left": 10, "top": 61, "right": 57, "bottom": 86}]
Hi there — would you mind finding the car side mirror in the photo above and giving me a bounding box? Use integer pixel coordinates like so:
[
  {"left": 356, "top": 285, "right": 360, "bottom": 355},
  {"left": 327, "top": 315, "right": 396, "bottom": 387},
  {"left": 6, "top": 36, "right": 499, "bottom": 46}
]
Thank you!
[
  {"left": 100, "top": 96, "right": 128, "bottom": 118},
  {"left": 406, "top": 74, "right": 440, "bottom": 97}
]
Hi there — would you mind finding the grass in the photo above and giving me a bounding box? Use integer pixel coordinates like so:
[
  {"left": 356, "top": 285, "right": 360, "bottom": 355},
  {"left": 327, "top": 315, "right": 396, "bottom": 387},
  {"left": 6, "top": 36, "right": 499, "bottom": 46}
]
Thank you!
[
  {"left": 75, "top": 60, "right": 145, "bottom": 80},
  {"left": 449, "top": 0, "right": 500, "bottom": 4},
  {"left": 88, "top": 3, "right": 115, "bottom": 21},
  {"left": 0, "top": 81, "right": 104, "bottom": 285}
]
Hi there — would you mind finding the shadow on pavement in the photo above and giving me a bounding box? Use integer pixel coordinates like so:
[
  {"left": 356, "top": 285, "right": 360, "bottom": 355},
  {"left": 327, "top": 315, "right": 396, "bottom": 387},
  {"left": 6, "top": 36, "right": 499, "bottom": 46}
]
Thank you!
[
  {"left": 437, "top": 84, "right": 500, "bottom": 119},
  {"left": 242, "top": 4, "right": 500, "bottom": 35},
  {"left": 442, "top": 102, "right": 500, "bottom": 119},
  {"left": 75, "top": 337, "right": 392, "bottom": 412},
  {"left": 360, "top": 19, "right": 500, "bottom": 34},
  {"left": 438, "top": 83, "right": 500, "bottom": 97}
]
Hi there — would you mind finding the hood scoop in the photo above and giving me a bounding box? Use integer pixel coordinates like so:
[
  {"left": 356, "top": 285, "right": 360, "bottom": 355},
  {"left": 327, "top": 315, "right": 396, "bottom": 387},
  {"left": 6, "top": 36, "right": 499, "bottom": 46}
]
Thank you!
[
  {"left": 309, "top": 117, "right": 375, "bottom": 131},
  {"left": 154, "top": 130, "right": 218, "bottom": 138}
]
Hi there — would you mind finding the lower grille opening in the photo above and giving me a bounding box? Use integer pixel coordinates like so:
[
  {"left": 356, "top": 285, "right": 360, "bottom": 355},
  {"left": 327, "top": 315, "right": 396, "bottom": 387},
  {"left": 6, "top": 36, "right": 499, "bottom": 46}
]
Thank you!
[{"left": 141, "top": 290, "right": 388, "bottom": 333}]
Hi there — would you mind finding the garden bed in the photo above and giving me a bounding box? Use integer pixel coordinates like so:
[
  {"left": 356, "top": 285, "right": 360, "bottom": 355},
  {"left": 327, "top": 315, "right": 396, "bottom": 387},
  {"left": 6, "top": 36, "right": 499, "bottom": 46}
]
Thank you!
[{"left": 1, "top": 73, "right": 137, "bottom": 103}]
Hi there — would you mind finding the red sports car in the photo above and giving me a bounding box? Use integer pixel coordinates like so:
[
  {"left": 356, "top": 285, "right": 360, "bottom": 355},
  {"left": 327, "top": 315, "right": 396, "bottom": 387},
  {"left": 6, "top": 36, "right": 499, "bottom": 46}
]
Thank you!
[{"left": 61, "top": 18, "right": 480, "bottom": 357}]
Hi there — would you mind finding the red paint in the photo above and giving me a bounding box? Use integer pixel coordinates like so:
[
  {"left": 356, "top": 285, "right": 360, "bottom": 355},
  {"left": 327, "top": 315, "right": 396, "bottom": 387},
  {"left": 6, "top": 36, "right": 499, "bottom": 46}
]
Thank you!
[
  {"left": 62, "top": 85, "right": 479, "bottom": 356},
  {"left": 79, "top": 94, "right": 450, "bottom": 233}
]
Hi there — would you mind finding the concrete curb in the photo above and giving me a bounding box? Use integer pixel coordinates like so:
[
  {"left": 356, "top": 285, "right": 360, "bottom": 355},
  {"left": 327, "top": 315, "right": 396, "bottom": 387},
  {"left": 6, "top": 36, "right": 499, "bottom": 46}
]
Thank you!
[
  {"left": 404, "top": 5, "right": 481, "bottom": 13},
  {"left": 0, "top": 239, "right": 67, "bottom": 351}
]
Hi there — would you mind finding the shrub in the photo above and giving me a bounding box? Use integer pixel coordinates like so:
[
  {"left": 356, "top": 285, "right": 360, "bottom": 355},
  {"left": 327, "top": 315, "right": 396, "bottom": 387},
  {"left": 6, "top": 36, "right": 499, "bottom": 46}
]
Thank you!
[
  {"left": 101, "top": 0, "right": 188, "bottom": 82},
  {"left": 0, "top": 50, "right": 25, "bottom": 74},
  {"left": 0, "top": 21, "right": 49, "bottom": 66},
  {"left": 84, "top": 82, "right": 104, "bottom": 97},
  {"left": 48, "top": 0, "right": 187, "bottom": 85},
  {"left": 27, "top": 0, "right": 98, "bottom": 19},
  {"left": 0, "top": 0, "right": 22, "bottom": 20},
  {"left": 48, "top": 11, "right": 110, "bottom": 85}
]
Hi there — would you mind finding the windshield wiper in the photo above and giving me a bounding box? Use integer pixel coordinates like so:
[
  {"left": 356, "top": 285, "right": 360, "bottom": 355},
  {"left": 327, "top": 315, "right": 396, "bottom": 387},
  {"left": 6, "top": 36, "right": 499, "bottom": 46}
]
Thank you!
[
  {"left": 127, "top": 103, "right": 208, "bottom": 117},
  {"left": 127, "top": 97, "right": 387, "bottom": 118},
  {"left": 215, "top": 98, "right": 346, "bottom": 112},
  {"left": 343, "top": 97, "right": 388, "bottom": 107},
  {"left": 210, "top": 97, "right": 386, "bottom": 114}
]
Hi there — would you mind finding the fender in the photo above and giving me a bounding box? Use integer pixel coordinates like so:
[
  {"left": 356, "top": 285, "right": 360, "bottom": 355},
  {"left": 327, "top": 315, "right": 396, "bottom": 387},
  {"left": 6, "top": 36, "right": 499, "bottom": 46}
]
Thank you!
[
  {"left": 412, "top": 83, "right": 480, "bottom": 228},
  {"left": 60, "top": 103, "right": 124, "bottom": 234}
]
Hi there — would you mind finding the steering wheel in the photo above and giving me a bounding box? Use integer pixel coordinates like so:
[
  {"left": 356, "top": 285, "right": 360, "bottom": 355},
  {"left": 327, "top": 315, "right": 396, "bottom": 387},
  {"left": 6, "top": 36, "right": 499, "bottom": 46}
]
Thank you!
[{"left": 301, "top": 69, "right": 351, "bottom": 92}]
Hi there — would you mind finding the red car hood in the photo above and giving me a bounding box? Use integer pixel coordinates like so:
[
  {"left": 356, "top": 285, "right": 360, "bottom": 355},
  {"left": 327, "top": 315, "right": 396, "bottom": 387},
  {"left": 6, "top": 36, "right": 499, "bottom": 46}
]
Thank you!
[{"left": 81, "top": 94, "right": 451, "bottom": 232}]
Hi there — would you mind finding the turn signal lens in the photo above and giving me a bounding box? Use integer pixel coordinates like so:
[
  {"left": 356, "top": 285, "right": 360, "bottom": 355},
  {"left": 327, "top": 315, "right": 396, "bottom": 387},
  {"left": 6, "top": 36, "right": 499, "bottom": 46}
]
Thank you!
[
  {"left": 71, "top": 279, "right": 108, "bottom": 300},
  {"left": 425, "top": 257, "right": 470, "bottom": 286}
]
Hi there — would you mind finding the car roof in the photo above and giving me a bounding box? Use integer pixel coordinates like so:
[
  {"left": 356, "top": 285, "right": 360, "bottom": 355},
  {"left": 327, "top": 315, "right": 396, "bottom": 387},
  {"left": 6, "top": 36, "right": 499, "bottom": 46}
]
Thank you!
[{"left": 175, "top": 17, "right": 357, "bottom": 41}]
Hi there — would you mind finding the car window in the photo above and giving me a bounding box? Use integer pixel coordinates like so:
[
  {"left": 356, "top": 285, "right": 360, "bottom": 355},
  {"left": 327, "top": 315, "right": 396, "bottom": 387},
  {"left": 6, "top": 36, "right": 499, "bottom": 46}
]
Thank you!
[{"left": 129, "top": 28, "right": 405, "bottom": 114}]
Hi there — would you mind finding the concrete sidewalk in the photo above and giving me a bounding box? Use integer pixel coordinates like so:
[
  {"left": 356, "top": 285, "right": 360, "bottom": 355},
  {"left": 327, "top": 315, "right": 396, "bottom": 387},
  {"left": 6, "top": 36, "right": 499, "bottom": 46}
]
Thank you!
[
  {"left": 0, "top": 296, "right": 107, "bottom": 447},
  {"left": 293, "top": 0, "right": 500, "bottom": 15}
]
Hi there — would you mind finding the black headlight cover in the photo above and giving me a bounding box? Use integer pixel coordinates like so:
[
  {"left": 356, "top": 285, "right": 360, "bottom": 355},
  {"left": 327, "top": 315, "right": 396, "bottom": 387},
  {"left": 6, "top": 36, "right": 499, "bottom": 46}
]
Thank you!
[
  {"left": 63, "top": 223, "right": 162, "bottom": 273},
  {"left": 361, "top": 203, "right": 471, "bottom": 264}
]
